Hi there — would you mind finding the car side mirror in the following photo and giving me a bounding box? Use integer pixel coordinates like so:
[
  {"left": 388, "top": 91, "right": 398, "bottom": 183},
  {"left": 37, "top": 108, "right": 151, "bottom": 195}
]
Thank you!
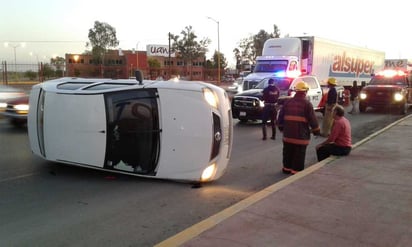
[{"left": 135, "top": 70, "right": 143, "bottom": 85}]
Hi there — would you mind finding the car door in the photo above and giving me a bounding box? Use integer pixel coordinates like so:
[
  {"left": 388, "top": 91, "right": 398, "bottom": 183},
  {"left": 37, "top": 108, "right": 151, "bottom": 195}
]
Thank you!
[{"left": 44, "top": 93, "right": 107, "bottom": 167}]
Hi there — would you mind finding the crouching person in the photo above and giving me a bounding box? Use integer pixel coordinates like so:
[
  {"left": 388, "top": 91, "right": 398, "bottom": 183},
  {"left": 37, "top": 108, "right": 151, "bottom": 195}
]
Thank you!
[{"left": 316, "top": 105, "right": 352, "bottom": 161}]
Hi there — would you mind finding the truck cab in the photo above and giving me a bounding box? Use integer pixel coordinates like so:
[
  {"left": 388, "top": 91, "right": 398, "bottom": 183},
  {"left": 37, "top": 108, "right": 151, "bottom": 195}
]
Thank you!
[{"left": 242, "top": 38, "right": 303, "bottom": 92}]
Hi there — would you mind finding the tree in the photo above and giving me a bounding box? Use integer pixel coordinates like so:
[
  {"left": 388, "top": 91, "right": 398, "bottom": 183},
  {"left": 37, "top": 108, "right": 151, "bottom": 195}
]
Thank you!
[
  {"left": 169, "top": 26, "right": 210, "bottom": 80},
  {"left": 236, "top": 24, "right": 281, "bottom": 66},
  {"left": 25, "top": 70, "right": 37, "bottom": 81},
  {"left": 212, "top": 50, "right": 227, "bottom": 73},
  {"left": 147, "top": 58, "right": 161, "bottom": 79},
  {"left": 86, "top": 21, "right": 119, "bottom": 77},
  {"left": 43, "top": 64, "right": 55, "bottom": 79},
  {"left": 50, "top": 56, "right": 65, "bottom": 77}
]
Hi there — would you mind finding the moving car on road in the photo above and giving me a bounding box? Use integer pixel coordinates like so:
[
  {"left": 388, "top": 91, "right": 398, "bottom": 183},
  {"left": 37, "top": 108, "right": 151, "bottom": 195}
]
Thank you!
[
  {"left": 27, "top": 73, "right": 233, "bottom": 183},
  {"left": 0, "top": 85, "right": 26, "bottom": 112},
  {"left": 1, "top": 95, "right": 29, "bottom": 127}
]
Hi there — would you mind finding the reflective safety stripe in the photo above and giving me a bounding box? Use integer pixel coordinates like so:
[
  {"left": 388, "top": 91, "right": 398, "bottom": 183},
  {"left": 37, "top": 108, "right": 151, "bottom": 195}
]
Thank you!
[
  {"left": 283, "top": 137, "right": 310, "bottom": 145},
  {"left": 284, "top": 115, "right": 308, "bottom": 123}
]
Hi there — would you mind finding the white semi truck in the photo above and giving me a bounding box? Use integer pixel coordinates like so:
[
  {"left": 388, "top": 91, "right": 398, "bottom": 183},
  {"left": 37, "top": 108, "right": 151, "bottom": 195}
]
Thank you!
[{"left": 242, "top": 36, "right": 385, "bottom": 88}]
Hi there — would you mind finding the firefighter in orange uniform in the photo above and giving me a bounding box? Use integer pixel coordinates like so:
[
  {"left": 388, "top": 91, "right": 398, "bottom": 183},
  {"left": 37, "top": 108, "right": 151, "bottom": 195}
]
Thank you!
[{"left": 277, "top": 81, "right": 321, "bottom": 174}]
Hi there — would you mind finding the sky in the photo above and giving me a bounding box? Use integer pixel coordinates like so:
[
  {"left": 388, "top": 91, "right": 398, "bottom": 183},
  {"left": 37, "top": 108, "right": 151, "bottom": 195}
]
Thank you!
[{"left": 1, "top": 0, "right": 411, "bottom": 68}]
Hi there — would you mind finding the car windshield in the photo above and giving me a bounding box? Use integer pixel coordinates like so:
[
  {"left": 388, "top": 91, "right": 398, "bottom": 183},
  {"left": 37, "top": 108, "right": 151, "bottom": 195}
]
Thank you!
[
  {"left": 255, "top": 77, "right": 293, "bottom": 91},
  {"left": 253, "top": 60, "right": 288, "bottom": 73},
  {"left": 369, "top": 76, "right": 407, "bottom": 85}
]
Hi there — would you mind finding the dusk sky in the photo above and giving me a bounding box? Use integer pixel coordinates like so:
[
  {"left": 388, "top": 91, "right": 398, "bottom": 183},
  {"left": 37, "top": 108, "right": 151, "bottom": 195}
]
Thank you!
[{"left": 1, "top": 0, "right": 410, "bottom": 67}]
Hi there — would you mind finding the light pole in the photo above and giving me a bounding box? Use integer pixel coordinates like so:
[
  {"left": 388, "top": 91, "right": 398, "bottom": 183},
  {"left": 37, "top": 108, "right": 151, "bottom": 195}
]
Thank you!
[
  {"left": 4, "top": 42, "right": 25, "bottom": 80},
  {"left": 207, "top": 16, "right": 220, "bottom": 84}
]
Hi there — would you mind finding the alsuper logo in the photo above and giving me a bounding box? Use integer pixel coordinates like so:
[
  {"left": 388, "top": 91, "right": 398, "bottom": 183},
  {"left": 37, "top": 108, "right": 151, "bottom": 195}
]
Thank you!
[{"left": 331, "top": 52, "right": 375, "bottom": 77}]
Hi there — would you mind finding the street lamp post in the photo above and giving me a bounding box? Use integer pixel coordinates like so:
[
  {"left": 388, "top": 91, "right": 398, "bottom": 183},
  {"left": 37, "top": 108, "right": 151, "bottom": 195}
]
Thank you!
[
  {"left": 4, "top": 42, "right": 25, "bottom": 80},
  {"left": 207, "top": 16, "right": 220, "bottom": 84}
]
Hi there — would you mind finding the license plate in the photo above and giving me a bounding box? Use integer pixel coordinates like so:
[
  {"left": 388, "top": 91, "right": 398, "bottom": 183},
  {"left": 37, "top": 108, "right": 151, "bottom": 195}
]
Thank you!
[{"left": 239, "top": 111, "right": 246, "bottom": 116}]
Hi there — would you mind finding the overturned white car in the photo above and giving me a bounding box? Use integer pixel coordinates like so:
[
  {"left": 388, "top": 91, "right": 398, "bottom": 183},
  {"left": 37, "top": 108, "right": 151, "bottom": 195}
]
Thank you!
[{"left": 28, "top": 72, "right": 233, "bottom": 183}]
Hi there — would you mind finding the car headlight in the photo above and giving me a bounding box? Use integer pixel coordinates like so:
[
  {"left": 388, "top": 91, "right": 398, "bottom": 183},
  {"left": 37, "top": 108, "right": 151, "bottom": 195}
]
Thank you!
[
  {"left": 200, "top": 163, "right": 216, "bottom": 182},
  {"left": 203, "top": 88, "right": 218, "bottom": 108},
  {"left": 14, "top": 104, "right": 29, "bottom": 114},
  {"left": 0, "top": 102, "right": 7, "bottom": 109},
  {"left": 360, "top": 92, "right": 367, "bottom": 100},
  {"left": 394, "top": 92, "right": 404, "bottom": 102},
  {"left": 259, "top": 100, "right": 265, "bottom": 107}
]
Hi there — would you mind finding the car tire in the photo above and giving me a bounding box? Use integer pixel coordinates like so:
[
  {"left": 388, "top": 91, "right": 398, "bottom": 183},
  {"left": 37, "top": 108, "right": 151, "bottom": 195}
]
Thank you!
[{"left": 10, "top": 119, "right": 26, "bottom": 127}]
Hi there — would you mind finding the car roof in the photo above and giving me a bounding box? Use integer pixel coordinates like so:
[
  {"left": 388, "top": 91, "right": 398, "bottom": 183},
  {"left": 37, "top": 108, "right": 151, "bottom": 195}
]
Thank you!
[{"left": 35, "top": 77, "right": 215, "bottom": 94}]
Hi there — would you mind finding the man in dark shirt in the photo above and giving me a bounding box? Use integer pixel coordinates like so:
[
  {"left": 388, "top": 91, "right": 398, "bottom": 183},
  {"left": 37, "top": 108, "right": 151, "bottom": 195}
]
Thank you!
[
  {"left": 348, "top": 80, "right": 359, "bottom": 114},
  {"left": 262, "top": 78, "right": 280, "bottom": 140},
  {"left": 321, "top": 77, "right": 338, "bottom": 137}
]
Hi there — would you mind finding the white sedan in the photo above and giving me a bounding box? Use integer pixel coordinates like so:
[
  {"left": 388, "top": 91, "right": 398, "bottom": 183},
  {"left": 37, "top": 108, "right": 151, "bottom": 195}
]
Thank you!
[{"left": 28, "top": 73, "right": 233, "bottom": 183}]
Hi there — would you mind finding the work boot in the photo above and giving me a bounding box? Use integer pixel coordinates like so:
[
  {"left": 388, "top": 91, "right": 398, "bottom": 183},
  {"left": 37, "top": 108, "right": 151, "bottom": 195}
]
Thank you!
[
  {"left": 271, "top": 128, "right": 276, "bottom": 140},
  {"left": 282, "top": 168, "right": 291, "bottom": 174}
]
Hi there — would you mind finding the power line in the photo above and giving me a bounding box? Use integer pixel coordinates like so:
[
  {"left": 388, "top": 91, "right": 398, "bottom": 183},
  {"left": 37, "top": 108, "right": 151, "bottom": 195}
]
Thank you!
[{"left": 0, "top": 40, "right": 87, "bottom": 43}]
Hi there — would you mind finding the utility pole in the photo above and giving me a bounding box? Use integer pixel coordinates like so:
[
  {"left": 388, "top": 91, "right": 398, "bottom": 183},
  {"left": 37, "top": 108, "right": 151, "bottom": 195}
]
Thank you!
[{"left": 207, "top": 17, "right": 221, "bottom": 84}]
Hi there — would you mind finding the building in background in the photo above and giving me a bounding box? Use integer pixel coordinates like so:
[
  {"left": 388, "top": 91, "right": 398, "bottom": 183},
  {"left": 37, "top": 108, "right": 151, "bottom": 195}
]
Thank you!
[{"left": 65, "top": 44, "right": 216, "bottom": 81}]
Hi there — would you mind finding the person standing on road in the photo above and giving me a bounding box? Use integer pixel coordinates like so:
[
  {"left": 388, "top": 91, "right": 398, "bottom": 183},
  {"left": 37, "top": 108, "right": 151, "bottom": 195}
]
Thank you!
[
  {"left": 316, "top": 105, "right": 352, "bottom": 161},
  {"left": 262, "top": 78, "right": 280, "bottom": 140},
  {"left": 321, "top": 77, "right": 338, "bottom": 137},
  {"left": 277, "top": 81, "right": 321, "bottom": 175},
  {"left": 348, "top": 80, "right": 359, "bottom": 114}
]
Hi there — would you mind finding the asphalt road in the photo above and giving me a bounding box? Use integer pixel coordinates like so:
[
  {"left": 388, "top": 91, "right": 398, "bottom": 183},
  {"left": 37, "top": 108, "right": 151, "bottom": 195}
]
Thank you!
[{"left": 0, "top": 100, "right": 407, "bottom": 246}]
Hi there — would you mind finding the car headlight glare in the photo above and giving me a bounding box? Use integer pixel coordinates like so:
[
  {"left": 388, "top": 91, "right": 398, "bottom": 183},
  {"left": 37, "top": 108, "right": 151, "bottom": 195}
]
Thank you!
[
  {"left": 201, "top": 163, "right": 216, "bottom": 182},
  {"left": 360, "top": 93, "right": 367, "bottom": 100},
  {"left": 203, "top": 88, "right": 218, "bottom": 108},
  {"left": 394, "top": 93, "right": 403, "bottom": 101},
  {"left": 14, "top": 104, "right": 29, "bottom": 111}
]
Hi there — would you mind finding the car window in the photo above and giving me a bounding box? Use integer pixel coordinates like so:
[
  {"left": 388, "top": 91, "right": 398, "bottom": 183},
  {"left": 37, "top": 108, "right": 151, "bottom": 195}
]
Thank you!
[
  {"left": 57, "top": 82, "right": 94, "bottom": 90},
  {"left": 302, "top": 77, "right": 317, "bottom": 89},
  {"left": 256, "top": 77, "right": 293, "bottom": 90},
  {"left": 105, "top": 89, "right": 160, "bottom": 173},
  {"left": 84, "top": 83, "right": 135, "bottom": 90},
  {"left": 253, "top": 60, "right": 288, "bottom": 73}
]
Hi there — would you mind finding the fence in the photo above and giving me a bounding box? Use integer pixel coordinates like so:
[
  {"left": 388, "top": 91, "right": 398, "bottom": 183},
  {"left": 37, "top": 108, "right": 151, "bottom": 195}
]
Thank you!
[
  {"left": 1, "top": 61, "right": 227, "bottom": 85},
  {"left": 1, "top": 61, "right": 64, "bottom": 85}
]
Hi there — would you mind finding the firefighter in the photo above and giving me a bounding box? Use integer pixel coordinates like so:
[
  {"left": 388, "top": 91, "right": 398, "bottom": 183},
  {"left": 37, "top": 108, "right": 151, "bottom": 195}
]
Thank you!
[
  {"left": 321, "top": 77, "right": 338, "bottom": 137},
  {"left": 277, "top": 81, "right": 321, "bottom": 174}
]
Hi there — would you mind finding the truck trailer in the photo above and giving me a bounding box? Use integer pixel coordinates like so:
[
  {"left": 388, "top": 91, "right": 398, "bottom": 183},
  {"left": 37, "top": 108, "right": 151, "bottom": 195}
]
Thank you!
[{"left": 242, "top": 36, "right": 385, "bottom": 88}]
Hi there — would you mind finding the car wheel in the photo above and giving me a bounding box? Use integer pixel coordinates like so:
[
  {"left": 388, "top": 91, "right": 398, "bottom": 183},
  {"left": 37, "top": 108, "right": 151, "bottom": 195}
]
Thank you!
[{"left": 10, "top": 119, "right": 26, "bottom": 127}]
